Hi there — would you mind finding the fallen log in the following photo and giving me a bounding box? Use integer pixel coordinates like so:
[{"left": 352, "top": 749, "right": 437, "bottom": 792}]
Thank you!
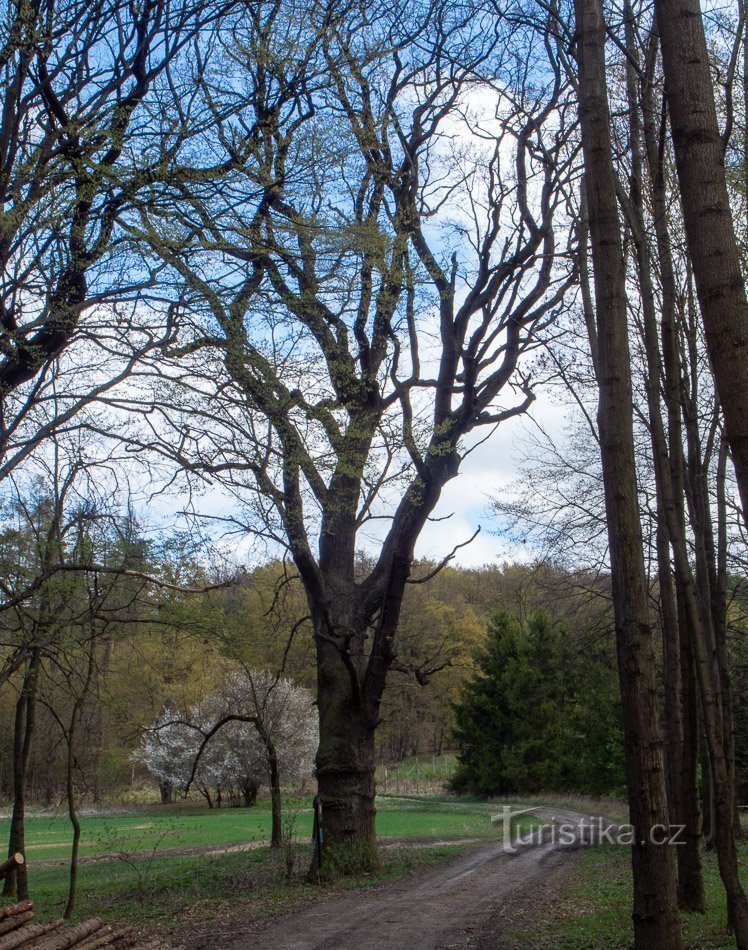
[
  {"left": 0, "top": 857, "right": 24, "bottom": 883},
  {"left": 0, "top": 913, "right": 33, "bottom": 938},
  {"left": 33, "top": 918, "right": 108, "bottom": 950},
  {"left": 79, "top": 925, "right": 144, "bottom": 950},
  {"left": 0, "top": 903, "right": 32, "bottom": 922},
  {"left": 109, "top": 930, "right": 139, "bottom": 949},
  {"left": 76, "top": 924, "right": 135, "bottom": 950},
  {"left": 75, "top": 927, "right": 119, "bottom": 950},
  {"left": 0, "top": 919, "right": 63, "bottom": 950}
]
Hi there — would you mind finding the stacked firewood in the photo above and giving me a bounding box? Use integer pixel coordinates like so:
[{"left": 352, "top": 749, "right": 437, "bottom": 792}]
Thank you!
[
  {"left": 0, "top": 853, "right": 175, "bottom": 950},
  {"left": 0, "top": 901, "right": 174, "bottom": 950}
]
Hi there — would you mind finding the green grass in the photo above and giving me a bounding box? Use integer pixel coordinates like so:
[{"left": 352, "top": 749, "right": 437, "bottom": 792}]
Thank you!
[
  {"left": 504, "top": 837, "right": 748, "bottom": 948},
  {"left": 10, "top": 800, "right": 310, "bottom": 863},
  {"left": 22, "top": 841, "right": 467, "bottom": 932},
  {"left": 1, "top": 794, "right": 537, "bottom": 934},
  {"left": 7, "top": 793, "right": 510, "bottom": 866},
  {"left": 376, "top": 794, "right": 526, "bottom": 840}
]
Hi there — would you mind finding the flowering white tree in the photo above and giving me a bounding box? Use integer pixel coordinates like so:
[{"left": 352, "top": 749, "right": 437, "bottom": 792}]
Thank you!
[
  {"left": 221, "top": 671, "right": 316, "bottom": 776},
  {"left": 135, "top": 703, "right": 238, "bottom": 807},
  {"left": 136, "top": 672, "right": 317, "bottom": 842}
]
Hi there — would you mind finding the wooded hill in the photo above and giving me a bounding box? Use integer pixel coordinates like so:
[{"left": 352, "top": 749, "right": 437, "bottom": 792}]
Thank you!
[{"left": 2, "top": 545, "right": 746, "bottom": 807}]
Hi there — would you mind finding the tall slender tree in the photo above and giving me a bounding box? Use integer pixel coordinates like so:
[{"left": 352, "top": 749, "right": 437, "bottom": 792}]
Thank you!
[
  {"left": 654, "top": 0, "right": 748, "bottom": 532},
  {"left": 573, "top": 0, "right": 682, "bottom": 942}
]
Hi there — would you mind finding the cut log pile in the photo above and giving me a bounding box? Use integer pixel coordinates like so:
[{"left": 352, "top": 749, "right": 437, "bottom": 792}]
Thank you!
[{"left": 0, "top": 903, "right": 174, "bottom": 950}]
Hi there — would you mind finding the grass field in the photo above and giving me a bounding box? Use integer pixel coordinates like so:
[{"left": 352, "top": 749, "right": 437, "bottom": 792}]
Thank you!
[
  {"left": 11, "top": 794, "right": 511, "bottom": 862},
  {"left": 0, "top": 793, "right": 535, "bottom": 935}
]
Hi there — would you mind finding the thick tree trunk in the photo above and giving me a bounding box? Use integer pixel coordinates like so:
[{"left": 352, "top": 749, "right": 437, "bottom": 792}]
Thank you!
[
  {"left": 654, "top": 0, "right": 748, "bottom": 528},
  {"left": 314, "top": 633, "right": 378, "bottom": 874},
  {"left": 574, "top": 0, "right": 682, "bottom": 943}
]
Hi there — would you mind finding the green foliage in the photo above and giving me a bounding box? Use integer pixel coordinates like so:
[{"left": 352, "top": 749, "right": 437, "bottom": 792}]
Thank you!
[{"left": 450, "top": 611, "right": 625, "bottom": 797}]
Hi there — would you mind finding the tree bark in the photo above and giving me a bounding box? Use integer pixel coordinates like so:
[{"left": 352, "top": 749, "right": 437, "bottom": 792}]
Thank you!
[
  {"left": 256, "top": 723, "right": 283, "bottom": 849},
  {"left": 0, "top": 855, "right": 24, "bottom": 884},
  {"left": 715, "top": 437, "right": 742, "bottom": 841},
  {"left": 63, "top": 711, "right": 82, "bottom": 920},
  {"left": 678, "top": 291, "right": 748, "bottom": 939},
  {"left": 630, "top": 13, "right": 713, "bottom": 915},
  {"left": 313, "top": 632, "right": 378, "bottom": 874},
  {"left": 574, "top": 0, "right": 682, "bottom": 943},
  {"left": 619, "top": 11, "right": 693, "bottom": 903},
  {"left": 676, "top": 586, "right": 706, "bottom": 910},
  {"left": 654, "top": 0, "right": 748, "bottom": 528},
  {"left": 3, "top": 652, "right": 40, "bottom": 901},
  {"left": 269, "top": 751, "right": 282, "bottom": 850}
]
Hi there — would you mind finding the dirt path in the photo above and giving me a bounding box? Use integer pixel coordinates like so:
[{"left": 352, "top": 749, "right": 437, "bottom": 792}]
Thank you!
[{"left": 185, "top": 809, "right": 617, "bottom": 950}]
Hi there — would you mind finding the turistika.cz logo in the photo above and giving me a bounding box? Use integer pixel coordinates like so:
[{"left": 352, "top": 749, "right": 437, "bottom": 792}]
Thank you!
[{"left": 491, "top": 805, "right": 686, "bottom": 854}]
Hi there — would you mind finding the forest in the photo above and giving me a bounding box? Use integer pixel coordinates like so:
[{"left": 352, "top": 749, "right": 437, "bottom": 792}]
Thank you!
[{"left": 1, "top": 0, "right": 748, "bottom": 945}]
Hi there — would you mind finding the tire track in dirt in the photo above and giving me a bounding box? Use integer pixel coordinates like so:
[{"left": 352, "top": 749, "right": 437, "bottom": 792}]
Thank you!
[{"left": 192, "top": 809, "right": 617, "bottom": 950}]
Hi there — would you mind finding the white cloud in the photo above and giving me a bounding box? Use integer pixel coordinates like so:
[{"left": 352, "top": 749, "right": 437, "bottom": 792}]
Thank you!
[{"left": 414, "top": 392, "right": 570, "bottom": 566}]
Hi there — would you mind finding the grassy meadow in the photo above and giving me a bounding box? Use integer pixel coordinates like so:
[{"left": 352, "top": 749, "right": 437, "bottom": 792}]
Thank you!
[{"left": 0, "top": 788, "right": 534, "bottom": 935}]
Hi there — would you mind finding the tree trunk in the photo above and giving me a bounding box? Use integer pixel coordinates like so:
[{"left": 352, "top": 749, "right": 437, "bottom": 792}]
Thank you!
[
  {"left": 3, "top": 653, "right": 40, "bottom": 901},
  {"left": 574, "top": 0, "right": 682, "bottom": 943},
  {"left": 634, "top": 34, "right": 707, "bottom": 908},
  {"left": 313, "top": 634, "right": 378, "bottom": 874},
  {"left": 619, "top": 10, "right": 689, "bottom": 896},
  {"left": 678, "top": 296, "right": 748, "bottom": 940},
  {"left": 655, "top": 0, "right": 748, "bottom": 528},
  {"left": 701, "top": 737, "right": 716, "bottom": 847},
  {"left": 676, "top": 589, "right": 706, "bottom": 910},
  {"left": 241, "top": 781, "right": 258, "bottom": 808},
  {"left": 268, "top": 747, "right": 282, "bottom": 850},
  {"left": 715, "top": 436, "right": 742, "bottom": 841},
  {"left": 64, "top": 714, "right": 81, "bottom": 920},
  {"left": 255, "top": 721, "right": 283, "bottom": 849}
]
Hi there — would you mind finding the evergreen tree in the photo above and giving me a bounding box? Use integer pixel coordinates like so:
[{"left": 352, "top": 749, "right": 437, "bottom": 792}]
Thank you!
[{"left": 451, "top": 612, "right": 624, "bottom": 797}]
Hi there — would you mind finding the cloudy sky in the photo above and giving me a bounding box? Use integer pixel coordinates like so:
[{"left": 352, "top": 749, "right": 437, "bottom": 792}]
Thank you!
[
  {"left": 411, "top": 391, "right": 568, "bottom": 567},
  {"left": 136, "top": 387, "right": 568, "bottom": 573}
]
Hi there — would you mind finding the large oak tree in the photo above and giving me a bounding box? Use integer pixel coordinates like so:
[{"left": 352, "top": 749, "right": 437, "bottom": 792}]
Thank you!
[{"left": 124, "top": 0, "right": 577, "bottom": 869}]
